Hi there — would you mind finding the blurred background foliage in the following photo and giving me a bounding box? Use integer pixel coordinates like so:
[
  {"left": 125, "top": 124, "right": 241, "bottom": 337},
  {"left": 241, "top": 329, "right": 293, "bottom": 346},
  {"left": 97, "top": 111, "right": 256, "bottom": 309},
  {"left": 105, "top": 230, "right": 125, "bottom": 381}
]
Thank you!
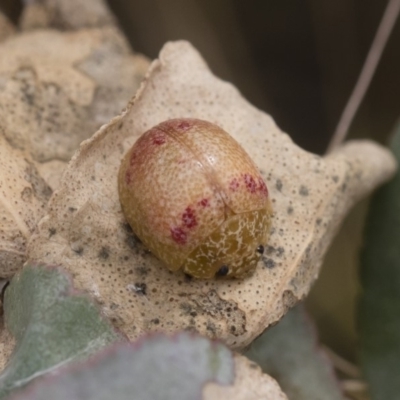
[{"left": 1, "top": 0, "right": 399, "bottom": 366}]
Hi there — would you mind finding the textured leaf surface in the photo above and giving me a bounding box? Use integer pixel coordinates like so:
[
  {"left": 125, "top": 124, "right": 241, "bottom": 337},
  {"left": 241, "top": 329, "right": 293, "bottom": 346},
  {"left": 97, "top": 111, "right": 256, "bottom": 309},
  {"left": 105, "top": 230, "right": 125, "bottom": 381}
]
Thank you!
[
  {"left": 27, "top": 41, "right": 396, "bottom": 350},
  {"left": 0, "top": 27, "right": 149, "bottom": 163},
  {"left": 9, "top": 334, "right": 235, "bottom": 400},
  {"left": 358, "top": 122, "right": 400, "bottom": 400},
  {"left": 0, "top": 6, "right": 149, "bottom": 271},
  {"left": 0, "top": 137, "right": 51, "bottom": 278},
  {"left": 245, "top": 305, "right": 344, "bottom": 400},
  {"left": 0, "top": 264, "right": 124, "bottom": 398}
]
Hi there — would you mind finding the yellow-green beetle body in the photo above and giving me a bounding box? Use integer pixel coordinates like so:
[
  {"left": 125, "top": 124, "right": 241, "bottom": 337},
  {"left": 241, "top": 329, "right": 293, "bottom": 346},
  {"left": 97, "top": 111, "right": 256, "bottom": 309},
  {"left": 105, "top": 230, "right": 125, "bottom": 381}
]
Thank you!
[{"left": 118, "top": 118, "right": 272, "bottom": 279}]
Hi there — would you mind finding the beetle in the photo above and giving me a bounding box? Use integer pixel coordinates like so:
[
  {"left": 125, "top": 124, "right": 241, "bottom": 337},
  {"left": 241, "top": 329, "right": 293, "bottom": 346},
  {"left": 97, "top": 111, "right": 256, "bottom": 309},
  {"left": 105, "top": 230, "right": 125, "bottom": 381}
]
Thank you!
[{"left": 118, "top": 118, "right": 272, "bottom": 279}]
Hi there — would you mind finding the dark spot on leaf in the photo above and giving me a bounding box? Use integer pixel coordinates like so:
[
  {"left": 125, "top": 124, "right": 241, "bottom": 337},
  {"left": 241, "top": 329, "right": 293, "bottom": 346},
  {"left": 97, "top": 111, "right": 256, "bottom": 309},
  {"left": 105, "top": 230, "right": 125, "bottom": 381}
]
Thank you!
[
  {"left": 74, "top": 247, "right": 84, "bottom": 256},
  {"left": 141, "top": 249, "right": 151, "bottom": 257},
  {"left": 206, "top": 321, "right": 216, "bottom": 334},
  {"left": 21, "top": 187, "right": 32, "bottom": 202},
  {"left": 135, "top": 266, "right": 149, "bottom": 276},
  {"left": 265, "top": 245, "right": 275, "bottom": 255},
  {"left": 98, "top": 247, "right": 110, "bottom": 259},
  {"left": 276, "top": 179, "right": 283, "bottom": 191},
  {"left": 299, "top": 185, "right": 309, "bottom": 196},
  {"left": 134, "top": 283, "right": 147, "bottom": 295},
  {"left": 184, "top": 326, "right": 198, "bottom": 333},
  {"left": 180, "top": 303, "right": 193, "bottom": 314},
  {"left": 49, "top": 228, "right": 56, "bottom": 237},
  {"left": 126, "top": 232, "right": 142, "bottom": 252},
  {"left": 122, "top": 223, "right": 133, "bottom": 234},
  {"left": 265, "top": 246, "right": 284, "bottom": 258},
  {"left": 263, "top": 258, "right": 276, "bottom": 269}
]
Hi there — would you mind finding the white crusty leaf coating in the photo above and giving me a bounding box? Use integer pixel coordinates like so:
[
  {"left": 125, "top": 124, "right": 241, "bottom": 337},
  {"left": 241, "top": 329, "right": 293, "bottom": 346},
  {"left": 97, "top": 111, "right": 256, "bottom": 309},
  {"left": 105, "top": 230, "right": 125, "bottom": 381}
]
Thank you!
[
  {"left": 0, "top": 136, "right": 51, "bottom": 277},
  {"left": 0, "top": 27, "right": 149, "bottom": 163}
]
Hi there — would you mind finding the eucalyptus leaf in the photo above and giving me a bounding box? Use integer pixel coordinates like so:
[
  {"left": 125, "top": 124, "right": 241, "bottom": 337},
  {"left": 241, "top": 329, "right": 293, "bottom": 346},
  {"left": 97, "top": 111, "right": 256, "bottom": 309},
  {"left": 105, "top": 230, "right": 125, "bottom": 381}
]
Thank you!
[
  {"left": 27, "top": 40, "right": 396, "bottom": 351},
  {"left": 358, "top": 121, "right": 400, "bottom": 400},
  {"left": 244, "top": 305, "right": 344, "bottom": 400},
  {"left": 8, "top": 333, "right": 234, "bottom": 400},
  {"left": 0, "top": 264, "right": 124, "bottom": 398}
]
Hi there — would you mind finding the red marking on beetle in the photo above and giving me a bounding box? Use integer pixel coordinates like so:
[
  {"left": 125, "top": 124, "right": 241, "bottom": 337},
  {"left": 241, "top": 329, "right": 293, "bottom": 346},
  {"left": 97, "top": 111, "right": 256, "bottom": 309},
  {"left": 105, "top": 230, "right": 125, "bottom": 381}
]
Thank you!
[
  {"left": 151, "top": 132, "right": 166, "bottom": 145},
  {"left": 129, "top": 151, "right": 136, "bottom": 166},
  {"left": 243, "top": 174, "right": 257, "bottom": 193},
  {"left": 229, "top": 178, "right": 240, "bottom": 192},
  {"left": 125, "top": 169, "right": 132, "bottom": 185},
  {"left": 170, "top": 227, "right": 187, "bottom": 245},
  {"left": 177, "top": 120, "right": 191, "bottom": 130},
  {"left": 258, "top": 178, "right": 269, "bottom": 197},
  {"left": 198, "top": 198, "right": 209, "bottom": 207},
  {"left": 182, "top": 207, "right": 197, "bottom": 229}
]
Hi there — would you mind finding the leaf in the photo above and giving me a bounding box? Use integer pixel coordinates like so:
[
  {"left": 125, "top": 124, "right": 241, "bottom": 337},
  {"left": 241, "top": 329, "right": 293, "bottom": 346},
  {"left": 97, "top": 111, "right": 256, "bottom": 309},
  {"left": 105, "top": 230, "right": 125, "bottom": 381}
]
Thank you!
[
  {"left": 0, "top": 263, "right": 124, "bottom": 398},
  {"left": 27, "top": 41, "right": 396, "bottom": 350},
  {"left": 244, "top": 305, "right": 344, "bottom": 400},
  {"left": 0, "top": 20, "right": 150, "bottom": 269},
  {"left": 0, "top": 137, "right": 52, "bottom": 278},
  {"left": 0, "top": 27, "right": 149, "bottom": 163},
  {"left": 7, "top": 333, "right": 288, "bottom": 400},
  {"left": 358, "top": 121, "right": 400, "bottom": 400}
]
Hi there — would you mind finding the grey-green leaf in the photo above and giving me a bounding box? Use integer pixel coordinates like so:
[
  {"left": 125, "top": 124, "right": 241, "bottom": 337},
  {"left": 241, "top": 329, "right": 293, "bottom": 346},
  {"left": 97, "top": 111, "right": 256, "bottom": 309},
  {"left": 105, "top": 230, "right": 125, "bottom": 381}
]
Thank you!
[
  {"left": 8, "top": 333, "right": 234, "bottom": 400},
  {"left": 244, "top": 305, "right": 344, "bottom": 400},
  {"left": 0, "top": 264, "right": 124, "bottom": 398},
  {"left": 358, "top": 121, "right": 400, "bottom": 400}
]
